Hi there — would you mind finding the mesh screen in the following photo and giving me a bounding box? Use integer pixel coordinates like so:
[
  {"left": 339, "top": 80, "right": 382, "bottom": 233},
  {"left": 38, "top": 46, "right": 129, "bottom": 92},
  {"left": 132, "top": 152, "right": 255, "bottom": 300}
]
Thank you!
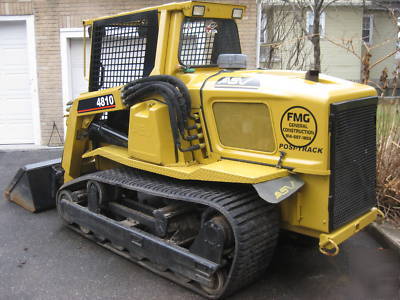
[
  {"left": 179, "top": 17, "right": 241, "bottom": 67},
  {"left": 329, "top": 98, "right": 377, "bottom": 230},
  {"left": 89, "top": 11, "right": 158, "bottom": 92}
]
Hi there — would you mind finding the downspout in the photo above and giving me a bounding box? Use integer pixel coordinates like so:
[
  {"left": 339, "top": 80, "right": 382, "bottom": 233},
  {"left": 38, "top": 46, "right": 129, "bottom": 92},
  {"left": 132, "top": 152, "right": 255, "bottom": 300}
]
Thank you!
[{"left": 256, "top": 0, "right": 262, "bottom": 68}]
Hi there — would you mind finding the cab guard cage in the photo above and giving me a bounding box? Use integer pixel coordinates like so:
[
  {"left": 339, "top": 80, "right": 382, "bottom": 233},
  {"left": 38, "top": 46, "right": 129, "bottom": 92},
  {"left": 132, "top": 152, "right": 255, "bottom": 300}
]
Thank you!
[{"left": 89, "top": 10, "right": 159, "bottom": 92}]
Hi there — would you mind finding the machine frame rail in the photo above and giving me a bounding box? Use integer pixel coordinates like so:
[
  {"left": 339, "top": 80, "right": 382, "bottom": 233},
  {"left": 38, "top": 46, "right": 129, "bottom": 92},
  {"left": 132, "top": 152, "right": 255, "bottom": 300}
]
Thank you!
[{"left": 58, "top": 168, "right": 279, "bottom": 298}]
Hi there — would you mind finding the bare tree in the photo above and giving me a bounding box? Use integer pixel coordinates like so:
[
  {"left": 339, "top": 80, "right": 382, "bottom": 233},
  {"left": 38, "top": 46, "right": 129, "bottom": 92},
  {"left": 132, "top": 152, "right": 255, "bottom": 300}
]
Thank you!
[
  {"left": 282, "top": 0, "right": 340, "bottom": 71},
  {"left": 260, "top": 0, "right": 398, "bottom": 84},
  {"left": 259, "top": 1, "right": 309, "bottom": 70}
]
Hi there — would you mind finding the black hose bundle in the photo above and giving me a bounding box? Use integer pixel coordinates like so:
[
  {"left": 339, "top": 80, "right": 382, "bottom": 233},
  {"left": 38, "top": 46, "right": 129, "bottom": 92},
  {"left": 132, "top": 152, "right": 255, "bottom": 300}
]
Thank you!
[{"left": 121, "top": 75, "right": 201, "bottom": 152}]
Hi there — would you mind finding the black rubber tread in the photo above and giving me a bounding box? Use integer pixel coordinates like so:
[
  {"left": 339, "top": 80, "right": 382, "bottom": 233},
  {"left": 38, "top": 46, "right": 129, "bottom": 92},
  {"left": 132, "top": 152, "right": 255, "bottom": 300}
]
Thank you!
[{"left": 60, "top": 168, "right": 279, "bottom": 298}]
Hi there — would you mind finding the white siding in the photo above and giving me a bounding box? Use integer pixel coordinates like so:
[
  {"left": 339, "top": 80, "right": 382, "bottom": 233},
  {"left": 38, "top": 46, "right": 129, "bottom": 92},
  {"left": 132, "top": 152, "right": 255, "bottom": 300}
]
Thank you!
[
  {"left": 368, "top": 10, "right": 398, "bottom": 83},
  {"left": 321, "top": 7, "right": 363, "bottom": 80}
]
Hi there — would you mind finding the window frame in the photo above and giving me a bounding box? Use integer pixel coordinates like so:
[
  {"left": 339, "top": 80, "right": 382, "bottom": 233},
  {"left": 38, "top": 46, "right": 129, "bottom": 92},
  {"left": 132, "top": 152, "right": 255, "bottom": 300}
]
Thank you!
[
  {"left": 306, "top": 11, "right": 326, "bottom": 38},
  {"left": 362, "top": 14, "right": 374, "bottom": 45},
  {"left": 396, "top": 17, "right": 400, "bottom": 60},
  {"left": 178, "top": 17, "right": 241, "bottom": 68}
]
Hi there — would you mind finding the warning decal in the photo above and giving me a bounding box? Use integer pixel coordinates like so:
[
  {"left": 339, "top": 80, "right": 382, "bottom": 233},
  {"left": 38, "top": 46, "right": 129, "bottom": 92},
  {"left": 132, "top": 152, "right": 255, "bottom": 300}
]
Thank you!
[{"left": 280, "top": 106, "right": 317, "bottom": 147}]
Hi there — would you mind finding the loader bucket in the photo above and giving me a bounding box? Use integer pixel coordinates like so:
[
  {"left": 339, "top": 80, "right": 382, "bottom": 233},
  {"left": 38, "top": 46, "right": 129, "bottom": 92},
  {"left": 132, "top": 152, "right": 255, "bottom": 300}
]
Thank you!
[{"left": 4, "top": 158, "right": 63, "bottom": 213}]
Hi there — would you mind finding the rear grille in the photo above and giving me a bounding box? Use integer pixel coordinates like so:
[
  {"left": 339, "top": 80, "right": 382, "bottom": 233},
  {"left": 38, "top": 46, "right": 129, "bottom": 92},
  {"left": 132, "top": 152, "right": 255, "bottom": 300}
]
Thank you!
[{"left": 329, "top": 97, "right": 377, "bottom": 230}]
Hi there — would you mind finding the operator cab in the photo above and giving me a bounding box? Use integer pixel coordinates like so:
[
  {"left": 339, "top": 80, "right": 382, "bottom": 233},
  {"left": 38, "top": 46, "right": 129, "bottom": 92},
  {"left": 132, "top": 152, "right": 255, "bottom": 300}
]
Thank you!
[{"left": 83, "top": 2, "right": 247, "bottom": 92}]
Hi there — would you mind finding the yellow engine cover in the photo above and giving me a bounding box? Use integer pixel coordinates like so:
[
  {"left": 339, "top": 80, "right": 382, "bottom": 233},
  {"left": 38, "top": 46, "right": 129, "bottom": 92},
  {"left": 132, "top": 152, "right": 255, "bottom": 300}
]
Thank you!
[{"left": 128, "top": 100, "right": 175, "bottom": 165}]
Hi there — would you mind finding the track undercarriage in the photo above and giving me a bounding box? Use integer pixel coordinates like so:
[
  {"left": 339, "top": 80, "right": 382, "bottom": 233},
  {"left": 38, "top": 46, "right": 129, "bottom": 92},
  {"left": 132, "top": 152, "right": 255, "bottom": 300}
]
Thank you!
[{"left": 56, "top": 168, "right": 279, "bottom": 298}]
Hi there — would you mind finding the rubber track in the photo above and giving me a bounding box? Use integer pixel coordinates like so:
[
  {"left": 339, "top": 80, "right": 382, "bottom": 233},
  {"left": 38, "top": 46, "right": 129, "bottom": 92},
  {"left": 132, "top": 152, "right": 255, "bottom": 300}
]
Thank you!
[{"left": 60, "top": 168, "right": 279, "bottom": 298}]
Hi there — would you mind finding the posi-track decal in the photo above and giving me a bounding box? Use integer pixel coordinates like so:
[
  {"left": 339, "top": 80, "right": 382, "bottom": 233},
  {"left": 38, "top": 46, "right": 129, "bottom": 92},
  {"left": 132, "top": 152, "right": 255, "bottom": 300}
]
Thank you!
[
  {"left": 280, "top": 106, "right": 322, "bottom": 153},
  {"left": 77, "top": 94, "right": 116, "bottom": 113},
  {"left": 215, "top": 77, "right": 260, "bottom": 89}
]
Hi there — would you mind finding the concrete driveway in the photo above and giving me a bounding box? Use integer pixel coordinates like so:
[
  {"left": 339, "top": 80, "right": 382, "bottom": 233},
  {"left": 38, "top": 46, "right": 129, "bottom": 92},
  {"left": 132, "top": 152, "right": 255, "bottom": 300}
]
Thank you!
[{"left": 0, "top": 148, "right": 399, "bottom": 300}]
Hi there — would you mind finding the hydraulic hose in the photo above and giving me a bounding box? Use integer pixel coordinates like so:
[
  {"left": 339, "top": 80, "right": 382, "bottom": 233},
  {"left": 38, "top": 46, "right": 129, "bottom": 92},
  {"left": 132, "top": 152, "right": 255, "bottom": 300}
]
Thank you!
[
  {"left": 123, "top": 75, "right": 192, "bottom": 117},
  {"left": 123, "top": 82, "right": 182, "bottom": 147},
  {"left": 124, "top": 81, "right": 187, "bottom": 136},
  {"left": 121, "top": 76, "right": 202, "bottom": 152}
]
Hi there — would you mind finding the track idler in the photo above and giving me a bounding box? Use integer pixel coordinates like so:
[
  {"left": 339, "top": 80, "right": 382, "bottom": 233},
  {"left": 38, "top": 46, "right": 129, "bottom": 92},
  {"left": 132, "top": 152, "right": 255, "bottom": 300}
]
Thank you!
[{"left": 190, "top": 215, "right": 233, "bottom": 264}]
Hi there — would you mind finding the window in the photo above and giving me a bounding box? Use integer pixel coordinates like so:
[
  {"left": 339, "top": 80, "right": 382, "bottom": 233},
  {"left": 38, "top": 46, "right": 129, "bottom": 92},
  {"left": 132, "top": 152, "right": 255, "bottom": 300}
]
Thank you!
[
  {"left": 213, "top": 102, "right": 275, "bottom": 152},
  {"left": 179, "top": 17, "right": 241, "bottom": 67},
  {"left": 362, "top": 15, "right": 373, "bottom": 44},
  {"left": 306, "top": 11, "right": 325, "bottom": 37},
  {"left": 258, "top": 8, "right": 281, "bottom": 65},
  {"left": 260, "top": 10, "right": 268, "bottom": 44}
]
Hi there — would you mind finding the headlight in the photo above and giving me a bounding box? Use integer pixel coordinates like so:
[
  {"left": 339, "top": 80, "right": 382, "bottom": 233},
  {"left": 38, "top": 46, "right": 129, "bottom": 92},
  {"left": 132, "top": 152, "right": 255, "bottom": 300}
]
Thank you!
[
  {"left": 192, "top": 5, "right": 205, "bottom": 17},
  {"left": 232, "top": 8, "right": 243, "bottom": 19}
]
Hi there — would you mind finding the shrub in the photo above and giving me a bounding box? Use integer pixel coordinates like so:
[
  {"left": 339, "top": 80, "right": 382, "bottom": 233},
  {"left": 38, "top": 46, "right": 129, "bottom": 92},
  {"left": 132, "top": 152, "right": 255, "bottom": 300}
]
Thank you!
[{"left": 376, "top": 97, "right": 400, "bottom": 225}]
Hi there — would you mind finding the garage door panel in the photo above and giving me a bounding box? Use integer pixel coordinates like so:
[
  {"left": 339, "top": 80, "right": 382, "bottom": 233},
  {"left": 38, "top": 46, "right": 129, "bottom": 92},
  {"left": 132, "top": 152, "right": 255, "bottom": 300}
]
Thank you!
[
  {"left": 0, "top": 20, "right": 34, "bottom": 144},
  {"left": 0, "top": 39, "right": 27, "bottom": 47},
  {"left": 0, "top": 102, "right": 32, "bottom": 117},
  {"left": 0, "top": 30, "right": 26, "bottom": 46},
  {"left": 0, "top": 75, "right": 30, "bottom": 90},
  {"left": 0, "top": 48, "right": 29, "bottom": 65},
  {"left": 0, "top": 93, "right": 32, "bottom": 100},
  {"left": 0, "top": 122, "right": 34, "bottom": 144}
]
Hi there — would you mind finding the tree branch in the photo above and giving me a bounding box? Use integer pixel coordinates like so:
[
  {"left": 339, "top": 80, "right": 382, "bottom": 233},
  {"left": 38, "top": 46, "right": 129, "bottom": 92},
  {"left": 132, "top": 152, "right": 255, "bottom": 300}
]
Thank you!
[{"left": 369, "top": 49, "right": 399, "bottom": 70}]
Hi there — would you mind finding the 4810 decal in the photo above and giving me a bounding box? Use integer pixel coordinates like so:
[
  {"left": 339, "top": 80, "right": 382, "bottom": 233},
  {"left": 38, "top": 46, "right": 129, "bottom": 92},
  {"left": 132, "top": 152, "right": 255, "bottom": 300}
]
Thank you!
[{"left": 77, "top": 94, "right": 116, "bottom": 113}]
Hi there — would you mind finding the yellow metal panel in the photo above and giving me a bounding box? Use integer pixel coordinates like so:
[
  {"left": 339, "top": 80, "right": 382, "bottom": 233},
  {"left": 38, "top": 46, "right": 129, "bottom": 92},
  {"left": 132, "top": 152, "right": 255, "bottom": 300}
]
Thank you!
[
  {"left": 72, "top": 87, "right": 126, "bottom": 116},
  {"left": 181, "top": 2, "right": 246, "bottom": 19},
  {"left": 280, "top": 174, "right": 330, "bottom": 233},
  {"left": 151, "top": 9, "right": 169, "bottom": 76},
  {"left": 195, "top": 160, "right": 287, "bottom": 183},
  {"left": 83, "top": 2, "right": 246, "bottom": 26},
  {"left": 194, "top": 69, "right": 377, "bottom": 175},
  {"left": 62, "top": 87, "right": 125, "bottom": 182},
  {"left": 128, "top": 101, "right": 175, "bottom": 165},
  {"left": 82, "top": 145, "right": 288, "bottom": 184},
  {"left": 164, "top": 11, "right": 184, "bottom": 75},
  {"left": 62, "top": 113, "right": 94, "bottom": 182}
]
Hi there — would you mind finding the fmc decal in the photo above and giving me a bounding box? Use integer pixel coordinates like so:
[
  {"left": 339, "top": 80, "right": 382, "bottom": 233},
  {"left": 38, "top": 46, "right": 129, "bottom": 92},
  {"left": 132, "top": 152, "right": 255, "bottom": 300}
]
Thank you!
[
  {"left": 215, "top": 77, "right": 260, "bottom": 89},
  {"left": 280, "top": 106, "right": 317, "bottom": 148}
]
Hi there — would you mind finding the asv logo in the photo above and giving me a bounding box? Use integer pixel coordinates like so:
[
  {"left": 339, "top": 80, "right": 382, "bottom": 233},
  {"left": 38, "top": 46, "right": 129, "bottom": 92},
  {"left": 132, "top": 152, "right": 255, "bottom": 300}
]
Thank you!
[
  {"left": 274, "top": 180, "right": 296, "bottom": 200},
  {"left": 218, "top": 77, "right": 251, "bottom": 85},
  {"left": 215, "top": 77, "right": 260, "bottom": 89},
  {"left": 96, "top": 95, "right": 115, "bottom": 107}
]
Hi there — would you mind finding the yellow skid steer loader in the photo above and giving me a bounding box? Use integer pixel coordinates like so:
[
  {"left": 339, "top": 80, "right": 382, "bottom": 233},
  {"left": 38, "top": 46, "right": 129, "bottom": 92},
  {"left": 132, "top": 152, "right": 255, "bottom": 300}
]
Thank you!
[{"left": 5, "top": 2, "right": 381, "bottom": 298}]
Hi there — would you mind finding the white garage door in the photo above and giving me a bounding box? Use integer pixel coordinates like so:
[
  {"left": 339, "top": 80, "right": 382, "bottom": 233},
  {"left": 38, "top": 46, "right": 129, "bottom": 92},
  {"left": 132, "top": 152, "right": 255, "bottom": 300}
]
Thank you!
[{"left": 0, "top": 20, "right": 35, "bottom": 144}]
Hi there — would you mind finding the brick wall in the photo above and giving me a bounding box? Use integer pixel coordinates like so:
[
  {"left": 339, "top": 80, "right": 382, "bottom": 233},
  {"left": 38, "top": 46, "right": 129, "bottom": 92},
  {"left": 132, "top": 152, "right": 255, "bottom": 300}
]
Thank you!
[{"left": 0, "top": 0, "right": 257, "bottom": 145}]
